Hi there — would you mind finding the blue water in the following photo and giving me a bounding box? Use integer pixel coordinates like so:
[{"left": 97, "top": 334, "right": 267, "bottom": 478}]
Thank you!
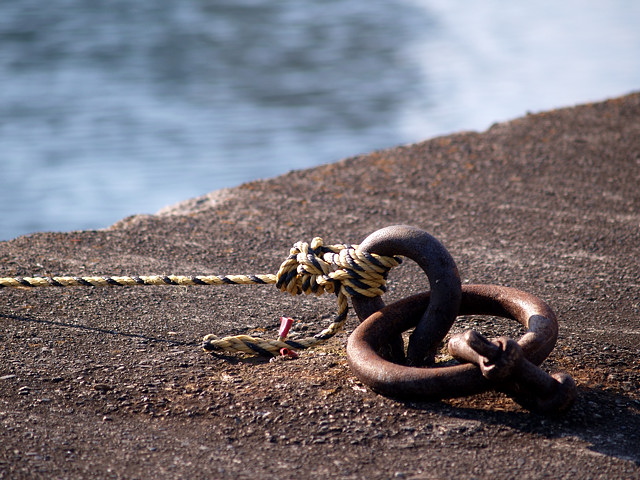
[{"left": 1, "top": 0, "right": 639, "bottom": 240}]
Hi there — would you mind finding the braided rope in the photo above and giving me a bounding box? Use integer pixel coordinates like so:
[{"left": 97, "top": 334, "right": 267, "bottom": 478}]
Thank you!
[
  {"left": 0, "top": 274, "right": 276, "bottom": 289},
  {"left": 1, "top": 238, "right": 401, "bottom": 357}
]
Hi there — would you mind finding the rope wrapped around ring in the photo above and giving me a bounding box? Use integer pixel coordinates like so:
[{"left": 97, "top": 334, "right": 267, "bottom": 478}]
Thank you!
[{"left": 203, "top": 238, "right": 401, "bottom": 356}]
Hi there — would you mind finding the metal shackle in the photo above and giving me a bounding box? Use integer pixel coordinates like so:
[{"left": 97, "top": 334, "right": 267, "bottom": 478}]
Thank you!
[
  {"left": 448, "top": 330, "right": 577, "bottom": 413},
  {"left": 347, "top": 285, "right": 575, "bottom": 413}
]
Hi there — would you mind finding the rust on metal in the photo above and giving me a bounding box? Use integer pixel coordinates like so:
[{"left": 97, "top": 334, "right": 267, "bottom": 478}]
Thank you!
[
  {"left": 351, "top": 225, "right": 462, "bottom": 366},
  {"left": 346, "top": 284, "right": 576, "bottom": 413},
  {"left": 449, "top": 330, "right": 577, "bottom": 412}
]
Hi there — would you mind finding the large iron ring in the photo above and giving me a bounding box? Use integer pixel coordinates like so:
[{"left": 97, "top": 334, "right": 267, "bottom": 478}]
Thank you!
[{"left": 347, "top": 284, "right": 560, "bottom": 405}]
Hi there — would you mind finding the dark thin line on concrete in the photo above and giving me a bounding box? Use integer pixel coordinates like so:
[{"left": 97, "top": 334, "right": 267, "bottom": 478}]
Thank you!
[{"left": 0, "top": 313, "right": 199, "bottom": 347}]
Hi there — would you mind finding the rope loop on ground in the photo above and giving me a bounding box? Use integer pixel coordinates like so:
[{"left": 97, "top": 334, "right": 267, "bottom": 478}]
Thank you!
[{"left": 0, "top": 238, "right": 401, "bottom": 357}]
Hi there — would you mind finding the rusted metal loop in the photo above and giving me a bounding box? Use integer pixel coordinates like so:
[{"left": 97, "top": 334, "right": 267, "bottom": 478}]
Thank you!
[
  {"left": 346, "top": 284, "right": 562, "bottom": 409},
  {"left": 351, "top": 225, "right": 462, "bottom": 366}
]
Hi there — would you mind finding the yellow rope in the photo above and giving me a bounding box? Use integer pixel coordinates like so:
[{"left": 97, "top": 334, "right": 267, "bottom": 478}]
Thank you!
[{"left": 0, "top": 238, "right": 401, "bottom": 357}]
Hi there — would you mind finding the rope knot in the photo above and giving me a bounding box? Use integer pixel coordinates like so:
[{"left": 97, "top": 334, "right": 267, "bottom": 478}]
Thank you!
[{"left": 274, "top": 238, "right": 401, "bottom": 300}]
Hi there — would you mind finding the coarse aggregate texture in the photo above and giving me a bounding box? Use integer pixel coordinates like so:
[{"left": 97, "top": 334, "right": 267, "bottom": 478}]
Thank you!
[{"left": 1, "top": 92, "right": 639, "bottom": 479}]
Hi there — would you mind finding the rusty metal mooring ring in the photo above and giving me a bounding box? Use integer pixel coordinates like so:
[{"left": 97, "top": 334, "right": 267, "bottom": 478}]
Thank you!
[
  {"left": 351, "top": 225, "right": 462, "bottom": 366},
  {"left": 347, "top": 285, "right": 577, "bottom": 413}
]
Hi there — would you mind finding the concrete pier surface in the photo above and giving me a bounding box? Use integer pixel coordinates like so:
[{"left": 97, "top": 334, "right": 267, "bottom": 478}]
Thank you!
[{"left": 1, "top": 93, "right": 639, "bottom": 479}]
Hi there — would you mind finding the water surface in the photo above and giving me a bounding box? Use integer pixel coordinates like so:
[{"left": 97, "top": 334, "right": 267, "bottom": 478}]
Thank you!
[{"left": 1, "top": 0, "right": 639, "bottom": 239}]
